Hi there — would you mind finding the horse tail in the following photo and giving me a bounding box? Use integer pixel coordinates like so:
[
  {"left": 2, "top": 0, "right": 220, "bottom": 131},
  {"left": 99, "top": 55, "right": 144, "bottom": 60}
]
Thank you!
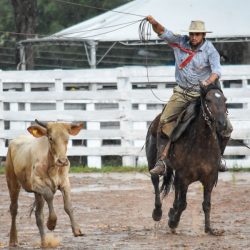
[{"left": 160, "top": 167, "right": 174, "bottom": 199}]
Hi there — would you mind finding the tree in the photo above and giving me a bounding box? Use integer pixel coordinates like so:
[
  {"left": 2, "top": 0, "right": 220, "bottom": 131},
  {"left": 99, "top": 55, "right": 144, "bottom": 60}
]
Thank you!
[{"left": 10, "top": 0, "right": 37, "bottom": 69}]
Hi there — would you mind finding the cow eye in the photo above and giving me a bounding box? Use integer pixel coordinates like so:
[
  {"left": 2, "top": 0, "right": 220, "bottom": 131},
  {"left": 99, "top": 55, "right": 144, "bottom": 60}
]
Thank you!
[{"left": 48, "top": 136, "right": 53, "bottom": 142}]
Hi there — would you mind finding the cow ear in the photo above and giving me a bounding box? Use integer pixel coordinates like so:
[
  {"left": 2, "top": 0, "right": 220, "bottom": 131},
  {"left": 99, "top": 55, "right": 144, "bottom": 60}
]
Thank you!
[
  {"left": 69, "top": 123, "right": 84, "bottom": 136},
  {"left": 27, "top": 125, "right": 47, "bottom": 138}
]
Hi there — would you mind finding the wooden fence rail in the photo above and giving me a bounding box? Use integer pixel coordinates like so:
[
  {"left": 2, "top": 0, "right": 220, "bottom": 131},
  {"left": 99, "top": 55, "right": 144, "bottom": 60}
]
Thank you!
[{"left": 0, "top": 65, "right": 250, "bottom": 168}]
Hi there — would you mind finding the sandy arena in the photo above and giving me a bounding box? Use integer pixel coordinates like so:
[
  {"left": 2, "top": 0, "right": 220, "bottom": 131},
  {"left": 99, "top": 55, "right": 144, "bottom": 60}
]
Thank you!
[{"left": 0, "top": 172, "right": 250, "bottom": 249}]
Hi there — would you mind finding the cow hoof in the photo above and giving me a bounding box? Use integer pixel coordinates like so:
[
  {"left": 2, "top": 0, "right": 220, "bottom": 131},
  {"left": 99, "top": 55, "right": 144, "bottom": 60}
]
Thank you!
[
  {"left": 73, "top": 228, "right": 84, "bottom": 237},
  {"left": 47, "top": 216, "right": 57, "bottom": 231},
  {"left": 152, "top": 208, "right": 162, "bottom": 221},
  {"left": 9, "top": 242, "right": 18, "bottom": 247}
]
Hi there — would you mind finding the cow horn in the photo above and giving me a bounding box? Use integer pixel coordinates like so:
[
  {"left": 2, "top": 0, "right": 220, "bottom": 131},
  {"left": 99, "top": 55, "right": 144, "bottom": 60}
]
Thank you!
[{"left": 35, "top": 119, "right": 47, "bottom": 128}]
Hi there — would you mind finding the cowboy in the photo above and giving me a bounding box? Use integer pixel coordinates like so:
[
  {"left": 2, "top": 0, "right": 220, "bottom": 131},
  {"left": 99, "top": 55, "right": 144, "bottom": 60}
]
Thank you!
[{"left": 147, "top": 16, "right": 233, "bottom": 175}]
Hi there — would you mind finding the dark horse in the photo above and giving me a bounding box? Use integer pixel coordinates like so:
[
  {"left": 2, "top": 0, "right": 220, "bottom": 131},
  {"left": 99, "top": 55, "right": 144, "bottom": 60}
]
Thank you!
[{"left": 146, "top": 84, "right": 227, "bottom": 235}]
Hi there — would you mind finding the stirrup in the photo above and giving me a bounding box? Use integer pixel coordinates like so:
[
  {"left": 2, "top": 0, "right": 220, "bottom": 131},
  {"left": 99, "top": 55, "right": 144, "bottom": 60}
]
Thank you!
[{"left": 150, "top": 159, "right": 167, "bottom": 176}]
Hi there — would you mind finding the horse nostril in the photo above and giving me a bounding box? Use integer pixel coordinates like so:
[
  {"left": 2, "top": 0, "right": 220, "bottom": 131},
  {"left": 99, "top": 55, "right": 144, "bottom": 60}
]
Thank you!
[{"left": 218, "top": 119, "right": 227, "bottom": 131}]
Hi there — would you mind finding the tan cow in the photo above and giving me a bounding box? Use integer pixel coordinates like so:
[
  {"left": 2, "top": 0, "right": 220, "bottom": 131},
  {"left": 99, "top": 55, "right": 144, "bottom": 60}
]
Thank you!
[{"left": 5, "top": 119, "right": 84, "bottom": 247}]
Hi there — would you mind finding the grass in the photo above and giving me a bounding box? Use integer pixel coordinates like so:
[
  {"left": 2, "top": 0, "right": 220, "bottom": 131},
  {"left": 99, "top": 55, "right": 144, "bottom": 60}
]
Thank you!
[
  {"left": 0, "top": 165, "right": 249, "bottom": 175},
  {"left": 69, "top": 165, "right": 148, "bottom": 173},
  {"left": 0, "top": 165, "right": 148, "bottom": 175}
]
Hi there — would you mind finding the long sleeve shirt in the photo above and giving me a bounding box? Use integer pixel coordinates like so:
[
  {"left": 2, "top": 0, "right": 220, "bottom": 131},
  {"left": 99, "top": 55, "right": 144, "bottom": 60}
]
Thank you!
[{"left": 159, "top": 29, "right": 222, "bottom": 91}]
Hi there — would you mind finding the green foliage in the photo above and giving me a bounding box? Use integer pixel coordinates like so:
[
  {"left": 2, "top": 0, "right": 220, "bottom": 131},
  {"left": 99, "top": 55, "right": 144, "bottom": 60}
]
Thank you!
[{"left": 37, "top": 0, "right": 132, "bottom": 35}]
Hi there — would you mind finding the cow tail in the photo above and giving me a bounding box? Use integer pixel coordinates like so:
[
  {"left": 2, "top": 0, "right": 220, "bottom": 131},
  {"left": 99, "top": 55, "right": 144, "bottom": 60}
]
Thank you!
[
  {"left": 29, "top": 201, "right": 36, "bottom": 218},
  {"left": 5, "top": 144, "right": 14, "bottom": 176}
]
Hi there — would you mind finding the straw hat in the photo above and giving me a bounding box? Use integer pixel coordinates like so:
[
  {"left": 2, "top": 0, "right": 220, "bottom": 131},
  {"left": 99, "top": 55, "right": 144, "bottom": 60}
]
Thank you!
[{"left": 184, "top": 20, "right": 212, "bottom": 33}]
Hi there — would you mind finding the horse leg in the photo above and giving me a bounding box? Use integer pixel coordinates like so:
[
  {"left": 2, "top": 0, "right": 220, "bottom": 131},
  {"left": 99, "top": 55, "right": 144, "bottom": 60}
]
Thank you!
[
  {"left": 168, "top": 180, "right": 188, "bottom": 231},
  {"left": 203, "top": 184, "right": 224, "bottom": 236},
  {"left": 34, "top": 193, "right": 46, "bottom": 247},
  {"left": 151, "top": 175, "right": 162, "bottom": 221},
  {"left": 146, "top": 132, "right": 162, "bottom": 221}
]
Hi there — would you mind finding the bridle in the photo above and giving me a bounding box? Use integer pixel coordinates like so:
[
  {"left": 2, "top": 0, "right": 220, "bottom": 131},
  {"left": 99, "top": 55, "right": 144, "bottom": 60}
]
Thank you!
[
  {"left": 200, "top": 88, "right": 226, "bottom": 132},
  {"left": 201, "top": 96, "right": 214, "bottom": 130}
]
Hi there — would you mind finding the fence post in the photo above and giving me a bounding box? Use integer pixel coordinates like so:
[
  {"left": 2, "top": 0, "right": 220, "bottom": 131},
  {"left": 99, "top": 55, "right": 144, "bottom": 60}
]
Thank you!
[
  {"left": 55, "top": 78, "right": 64, "bottom": 112},
  {"left": 0, "top": 78, "right": 4, "bottom": 156},
  {"left": 117, "top": 68, "right": 135, "bottom": 166},
  {"left": 86, "top": 103, "right": 102, "bottom": 168},
  {"left": 24, "top": 82, "right": 31, "bottom": 112}
]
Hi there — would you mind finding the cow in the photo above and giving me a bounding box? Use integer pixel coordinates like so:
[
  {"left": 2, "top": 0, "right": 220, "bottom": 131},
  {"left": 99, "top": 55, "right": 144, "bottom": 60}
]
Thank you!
[{"left": 5, "top": 119, "right": 84, "bottom": 247}]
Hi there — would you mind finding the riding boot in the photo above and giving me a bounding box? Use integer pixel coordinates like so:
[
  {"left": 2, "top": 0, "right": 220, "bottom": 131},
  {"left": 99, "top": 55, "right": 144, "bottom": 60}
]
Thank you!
[
  {"left": 150, "top": 132, "right": 170, "bottom": 176},
  {"left": 219, "top": 136, "right": 230, "bottom": 172}
]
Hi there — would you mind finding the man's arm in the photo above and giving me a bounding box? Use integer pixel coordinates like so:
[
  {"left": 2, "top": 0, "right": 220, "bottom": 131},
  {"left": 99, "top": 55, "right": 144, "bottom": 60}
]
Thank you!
[
  {"left": 147, "top": 15, "right": 165, "bottom": 35},
  {"left": 202, "top": 73, "right": 219, "bottom": 86}
]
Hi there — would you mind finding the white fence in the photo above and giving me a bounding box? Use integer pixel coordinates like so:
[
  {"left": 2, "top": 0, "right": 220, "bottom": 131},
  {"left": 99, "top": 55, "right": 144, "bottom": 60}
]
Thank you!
[{"left": 0, "top": 65, "right": 250, "bottom": 168}]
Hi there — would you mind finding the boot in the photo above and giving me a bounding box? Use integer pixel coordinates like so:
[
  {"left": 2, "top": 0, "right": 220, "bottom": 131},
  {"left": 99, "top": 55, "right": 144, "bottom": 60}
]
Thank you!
[
  {"left": 219, "top": 160, "right": 228, "bottom": 172},
  {"left": 218, "top": 136, "right": 230, "bottom": 172},
  {"left": 150, "top": 132, "right": 170, "bottom": 176}
]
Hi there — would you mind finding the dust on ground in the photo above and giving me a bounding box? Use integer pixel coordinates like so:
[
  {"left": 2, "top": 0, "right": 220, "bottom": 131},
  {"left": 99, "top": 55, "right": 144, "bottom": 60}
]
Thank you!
[{"left": 0, "top": 172, "right": 250, "bottom": 249}]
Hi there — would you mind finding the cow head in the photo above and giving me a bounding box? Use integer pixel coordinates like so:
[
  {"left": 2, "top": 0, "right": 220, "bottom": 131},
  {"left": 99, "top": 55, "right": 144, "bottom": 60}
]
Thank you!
[{"left": 27, "top": 120, "right": 83, "bottom": 167}]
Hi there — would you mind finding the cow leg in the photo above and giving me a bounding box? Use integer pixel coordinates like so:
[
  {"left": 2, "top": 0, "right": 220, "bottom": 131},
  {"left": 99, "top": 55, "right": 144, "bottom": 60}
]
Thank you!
[
  {"left": 37, "top": 187, "right": 57, "bottom": 231},
  {"left": 168, "top": 179, "right": 188, "bottom": 231},
  {"left": 60, "top": 184, "right": 84, "bottom": 237},
  {"left": 34, "top": 193, "right": 46, "bottom": 247},
  {"left": 6, "top": 166, "right": 21, "bottom": 247},
  {"left": 203, "top": 184, "right": 224, "bottom": 236}
]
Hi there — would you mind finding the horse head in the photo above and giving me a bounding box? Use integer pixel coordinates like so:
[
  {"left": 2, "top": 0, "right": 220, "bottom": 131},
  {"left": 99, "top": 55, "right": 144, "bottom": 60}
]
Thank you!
[{"left": 200, "top": 84, "right": 227, "bottom": 133}]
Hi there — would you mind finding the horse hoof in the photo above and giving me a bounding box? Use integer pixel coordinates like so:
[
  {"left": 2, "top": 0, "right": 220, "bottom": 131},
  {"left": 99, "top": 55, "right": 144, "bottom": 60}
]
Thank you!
[
  {"left": 168, "top": 218, "right": 179, "bottom": 229},
  {"left": 168, "top": 208, "right": 175, "bottom": 218},
  {"left": 205, "top": 228, "right": 225, "bottom": 236},
  {"left": 170, "top": 228, "right": 177, "bottom": 234},
  {"left": 152, "top": 208, "right": 162, "bottom": 221}
]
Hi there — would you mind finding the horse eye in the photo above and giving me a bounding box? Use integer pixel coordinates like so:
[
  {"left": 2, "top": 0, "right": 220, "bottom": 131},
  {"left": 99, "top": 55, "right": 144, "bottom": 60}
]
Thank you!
[{"left": 48, "top": 136, "right": 53, "bottom": 142}]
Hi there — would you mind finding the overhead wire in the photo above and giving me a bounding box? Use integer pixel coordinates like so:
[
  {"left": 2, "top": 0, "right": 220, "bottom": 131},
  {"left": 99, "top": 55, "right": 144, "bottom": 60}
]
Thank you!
[{"left": 53, "top": 0, "right": 146, "bottom": 18}]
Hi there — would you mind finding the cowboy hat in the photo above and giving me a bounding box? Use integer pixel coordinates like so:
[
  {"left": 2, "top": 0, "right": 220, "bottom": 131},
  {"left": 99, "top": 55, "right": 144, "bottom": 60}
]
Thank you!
[{"left": 184, "top": 20, "right": 212, "bottom": 33}]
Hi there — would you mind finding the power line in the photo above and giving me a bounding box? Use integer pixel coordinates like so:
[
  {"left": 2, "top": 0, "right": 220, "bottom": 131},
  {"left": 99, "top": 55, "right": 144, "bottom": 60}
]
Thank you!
[{"left": 53, "top": 0, "right": 145, "bottom": 18}]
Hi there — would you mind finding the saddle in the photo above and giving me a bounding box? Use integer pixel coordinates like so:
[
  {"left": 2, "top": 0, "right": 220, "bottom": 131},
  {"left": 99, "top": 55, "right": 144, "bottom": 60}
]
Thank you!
[
  {"left": 170, "top": 101, "right": 198, "bottom": 142},
  {"left": 149, "top": 100, "right": 198, "bottom": 141}
]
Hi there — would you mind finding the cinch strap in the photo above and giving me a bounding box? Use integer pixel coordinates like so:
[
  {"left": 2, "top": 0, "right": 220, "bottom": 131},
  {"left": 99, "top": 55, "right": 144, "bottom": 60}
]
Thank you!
[{"left": 169, "top": 43, "right": 197, "bottom": 69}]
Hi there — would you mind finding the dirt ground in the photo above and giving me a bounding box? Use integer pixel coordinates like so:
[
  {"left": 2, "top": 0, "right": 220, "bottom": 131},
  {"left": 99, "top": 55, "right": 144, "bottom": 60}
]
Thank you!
[{"left": 0, "top": 172, "right": 250, "bottom": 249}]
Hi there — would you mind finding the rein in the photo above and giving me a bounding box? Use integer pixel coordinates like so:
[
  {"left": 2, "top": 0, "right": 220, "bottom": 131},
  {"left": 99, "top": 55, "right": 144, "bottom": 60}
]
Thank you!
[{"left": 201, "top": 97, "right": 214, "bottom": 130}]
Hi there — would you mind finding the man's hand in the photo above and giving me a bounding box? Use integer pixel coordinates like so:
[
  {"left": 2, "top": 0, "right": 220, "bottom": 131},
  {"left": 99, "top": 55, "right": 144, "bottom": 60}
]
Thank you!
[
  {"left": 201, "top": 80, "right": 210, "bottom": 86},
  {"left": 146, "top": 15, "right": 165, "bottom": 35},
  {"left": 147, "top": 15, "right": 157, "bottom": 25}
]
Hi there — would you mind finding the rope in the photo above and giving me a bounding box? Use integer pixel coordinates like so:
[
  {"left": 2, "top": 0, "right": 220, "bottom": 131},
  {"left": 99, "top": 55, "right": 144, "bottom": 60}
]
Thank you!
[{"left": 138, "top": 18, "right": 167, "bottom": 103}]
